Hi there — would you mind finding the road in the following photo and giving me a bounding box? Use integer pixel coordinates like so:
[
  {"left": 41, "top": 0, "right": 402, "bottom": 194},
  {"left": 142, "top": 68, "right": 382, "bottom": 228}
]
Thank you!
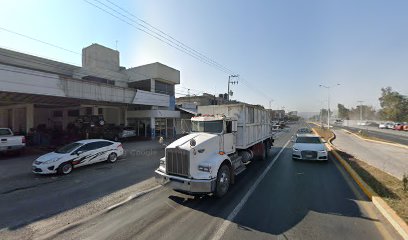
[
  {"left": 338, "top": 125, "right": 408, "bottom": 146},
  {"left": 7, "top": 123, "right": 397, "bottom": 240},
  {"left": 0, "top": 140, "right": 166, "bottom": 239},
  {"left": 332, "top": 128, "right": 408, "bottom": 180}
]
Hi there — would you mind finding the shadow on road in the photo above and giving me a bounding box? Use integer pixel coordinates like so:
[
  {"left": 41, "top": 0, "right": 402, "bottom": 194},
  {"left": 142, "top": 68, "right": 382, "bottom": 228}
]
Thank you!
[
  {"left": 167, "top": 146, "right": 380, "bottom": 236},
  {"left": 335, "top": 149, "right": 400, "bottom": 200}
]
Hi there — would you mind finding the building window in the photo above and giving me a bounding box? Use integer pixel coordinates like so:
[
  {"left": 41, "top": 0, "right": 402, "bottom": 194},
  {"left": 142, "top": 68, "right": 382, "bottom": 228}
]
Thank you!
[
  {"left": 53, "top": 111, "right": 63, "bottom": 117},
  {"left": 98, "top": 108, "right": 103, "bottom": 114},
  {"left": 68, "top": 110, "right": 79, "bottom": 117},
  {"left": 155, "top": 81, "right": 174, "bottom": 95}
]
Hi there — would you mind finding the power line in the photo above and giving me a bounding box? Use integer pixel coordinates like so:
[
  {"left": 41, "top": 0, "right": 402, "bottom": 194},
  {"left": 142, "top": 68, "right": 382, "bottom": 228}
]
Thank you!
[
  {"left": 102, "top": 0, "right": 235, "bottom": 74},
  {"left": 83, "top": 0, "right": 232, "bottom": 75}
]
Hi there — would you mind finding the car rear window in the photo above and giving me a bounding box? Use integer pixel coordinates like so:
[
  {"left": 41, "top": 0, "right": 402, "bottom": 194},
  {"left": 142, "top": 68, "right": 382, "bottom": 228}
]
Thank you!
[
  {"left": 296, "top": 137, "right": 321, "bottom": 144},
  {"left": 0, "top": 129, "right": 12, "bottom": 136}
]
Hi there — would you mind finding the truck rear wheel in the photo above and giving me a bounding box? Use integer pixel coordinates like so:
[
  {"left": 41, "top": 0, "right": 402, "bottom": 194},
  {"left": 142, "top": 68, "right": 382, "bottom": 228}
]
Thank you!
[{"left": 215, "top": 164, "right": 231, "bottom": 198}]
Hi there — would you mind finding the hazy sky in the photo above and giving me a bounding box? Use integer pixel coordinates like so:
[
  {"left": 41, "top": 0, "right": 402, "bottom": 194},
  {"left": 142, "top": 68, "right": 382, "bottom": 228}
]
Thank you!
[{"left": 0, "top": 0, "right": 407, "bottom": 112}]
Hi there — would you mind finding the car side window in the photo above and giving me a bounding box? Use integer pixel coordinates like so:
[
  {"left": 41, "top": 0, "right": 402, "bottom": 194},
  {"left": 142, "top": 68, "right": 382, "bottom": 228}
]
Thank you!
[
  {"left": 98, "top": 141, "right": 113, "bottom": 148},
  {"left": 76, "top": 142, "right": 100, "bottom": 153}
]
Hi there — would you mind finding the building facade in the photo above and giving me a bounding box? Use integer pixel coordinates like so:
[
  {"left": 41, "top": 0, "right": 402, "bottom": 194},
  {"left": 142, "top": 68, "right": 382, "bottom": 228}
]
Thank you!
[{"left": 0, "top": 43, "right": 180, "bottom": 141}]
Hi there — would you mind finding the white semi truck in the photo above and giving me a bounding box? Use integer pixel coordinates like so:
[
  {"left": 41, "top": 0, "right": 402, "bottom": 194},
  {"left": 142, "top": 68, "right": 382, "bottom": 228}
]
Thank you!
[{"left": 155, "top": 104, "right": 274, "bottom": 197}]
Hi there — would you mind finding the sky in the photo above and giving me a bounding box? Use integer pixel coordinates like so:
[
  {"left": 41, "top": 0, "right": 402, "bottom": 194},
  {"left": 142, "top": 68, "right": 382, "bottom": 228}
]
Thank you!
[{"left": 0, "top": 0, "right": 407, "bottom": 113}]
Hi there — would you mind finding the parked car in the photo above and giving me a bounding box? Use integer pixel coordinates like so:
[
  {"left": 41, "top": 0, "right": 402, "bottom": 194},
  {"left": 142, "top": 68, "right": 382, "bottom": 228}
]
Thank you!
[
  {"left": 378, "top": 122, "right": 387, "bottom": 129},
  {"left": 292, "top": 134, "right": 328, "bottom": 161},
  {"left": 385, "top": 122, "right": 395, "bottom": 129},
  {"left": 357, "top": 121, "right": 370, "bottom": 126},
  {"left": 104, "top": 126, "right": 137, "bottom": 142},
  {"left": 0, "top": 128, "right": 26, "bottom": 154},
  {"left": 32, "top": 139, "right": 124, "bottom": 175},
  {"left": 393, "top": 123, "right": 404, "bottom": 131},
  {"left": 403, "top": 124, "right": 408, "bottom": 131}
]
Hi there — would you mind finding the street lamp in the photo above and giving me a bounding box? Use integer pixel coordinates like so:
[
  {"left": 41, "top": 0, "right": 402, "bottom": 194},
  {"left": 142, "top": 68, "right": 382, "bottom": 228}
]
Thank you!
[
  {"left": 227, "top": 75, "right": 239, "bottom": 101},
  {"left": 319, "top": 83, "right": 340, "bottom": 130}
]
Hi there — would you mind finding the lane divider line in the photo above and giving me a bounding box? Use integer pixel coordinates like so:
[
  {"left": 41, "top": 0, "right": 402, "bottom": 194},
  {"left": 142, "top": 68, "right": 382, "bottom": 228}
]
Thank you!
[
  {"left": 211, "top": 138, "right": 292, "bottom": 240},
  {"left": 312, "top": 128, "right": 408, "bottom": 240}
]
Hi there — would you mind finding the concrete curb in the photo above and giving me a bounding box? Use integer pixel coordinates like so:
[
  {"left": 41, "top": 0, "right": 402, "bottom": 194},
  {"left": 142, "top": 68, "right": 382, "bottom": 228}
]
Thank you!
[
  {"left": 312, "top": 127, "right": 408, "bottom": 240},
  {"left": 341, "top": 129, "right": 408, "bottom": 150}
]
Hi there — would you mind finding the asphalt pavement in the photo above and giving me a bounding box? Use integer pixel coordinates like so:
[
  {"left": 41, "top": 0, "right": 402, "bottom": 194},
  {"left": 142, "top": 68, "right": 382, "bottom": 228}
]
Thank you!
[
  {"left": 332, "top": 128, "right": 408, "bottom": 180},
  {"left": 26, "top": 123, "right": 401, "bottom": 240},
  {"left": 338, "top": 125, "right": 408, "bottom": 146}
]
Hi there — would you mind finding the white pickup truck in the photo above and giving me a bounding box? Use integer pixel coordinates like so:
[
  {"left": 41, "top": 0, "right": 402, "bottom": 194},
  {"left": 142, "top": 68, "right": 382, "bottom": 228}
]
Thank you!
[
  {"left": 0, "top": 128, "right": 26, "bottom": 154},
  {"left": 155, "top": 104, "right": 274, "bottom": 197}
]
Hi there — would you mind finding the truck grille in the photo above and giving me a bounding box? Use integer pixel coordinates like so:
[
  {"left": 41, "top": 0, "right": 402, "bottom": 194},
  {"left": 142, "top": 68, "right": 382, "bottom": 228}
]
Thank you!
[
  {"left": 166, "top": 148, "right": 190, "bottom": 177},
  {"left": 301, "top": 151, "right": 318, "bottom": 160}
]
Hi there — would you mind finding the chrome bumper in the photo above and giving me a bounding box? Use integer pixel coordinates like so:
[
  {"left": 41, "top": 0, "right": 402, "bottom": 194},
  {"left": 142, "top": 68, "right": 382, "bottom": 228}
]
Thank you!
[{"left": 154, "top": 169, "right": 216, "bottom": 194}]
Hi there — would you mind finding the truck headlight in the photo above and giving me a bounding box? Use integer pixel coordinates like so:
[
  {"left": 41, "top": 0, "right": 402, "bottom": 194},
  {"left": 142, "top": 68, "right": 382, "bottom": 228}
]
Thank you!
[
  {"left": 159, "top": 158, "right": 165, "bottom": 166},
  {"left": 198, "top": 164, "right": 211, "bottom": 172}
]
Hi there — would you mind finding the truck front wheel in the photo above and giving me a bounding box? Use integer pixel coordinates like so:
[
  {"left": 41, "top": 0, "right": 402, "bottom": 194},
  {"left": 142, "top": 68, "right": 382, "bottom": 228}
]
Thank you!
[{"left": 215, "top": 164, "right": 231, "bottom": 198}]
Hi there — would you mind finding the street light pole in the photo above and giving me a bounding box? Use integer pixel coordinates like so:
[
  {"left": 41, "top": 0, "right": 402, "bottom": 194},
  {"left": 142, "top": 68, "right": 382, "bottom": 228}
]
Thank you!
[
  {"left": 357, "top": 100, "right": 364, "bottom": 122},
  {"left": 319, "top": 83, "right": 340, "bottom": 130},
  {"left": 227, "top": 75, "right": 239, "bottom": 102}
]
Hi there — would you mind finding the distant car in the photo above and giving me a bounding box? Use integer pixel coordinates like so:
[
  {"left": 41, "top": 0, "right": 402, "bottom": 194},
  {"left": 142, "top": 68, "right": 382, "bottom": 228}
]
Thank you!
[
  {"left": 393, "top": 123, "right": 404, "bottom": 131},
  {"left": 103, "top": 126, "right": 137, "bottom": 142},
  {"left": 385, "top": 122, "right": 395, "bottom": 129},
  {"left": 292, "top": 134, "right": 328, "bottom": 161},
  {"left": 0, "top": 128, "right": 26, "bottom": 154},
  {"left": 297, "top": 128, "right": 312, "bottom": 134},
  {"left": 32, "top": 139, "right": 124, "bottom": 175},
  {"left": 378, "top": 123, "right": 387, "bottom": 129},
  {"left": 357, "top": 121, "right": 370, "bottom": 126},
  {"left": 403, "top": 124, "right": 408, "bottom": 131}
]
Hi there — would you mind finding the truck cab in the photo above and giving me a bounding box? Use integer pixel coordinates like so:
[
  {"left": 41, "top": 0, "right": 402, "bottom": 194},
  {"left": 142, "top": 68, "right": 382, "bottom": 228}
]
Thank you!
[
  {"left": 155, "top": 114, "right": 238, "bottom": 197},
  {"left": 155, "top": 104, "right": 274, "bottom": 198}
]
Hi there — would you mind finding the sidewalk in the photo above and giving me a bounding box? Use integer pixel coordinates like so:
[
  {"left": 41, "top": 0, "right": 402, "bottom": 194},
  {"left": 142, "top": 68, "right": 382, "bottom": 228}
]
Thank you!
[{"left": 332, "top": 129, "right": 408, "bottom": 180}]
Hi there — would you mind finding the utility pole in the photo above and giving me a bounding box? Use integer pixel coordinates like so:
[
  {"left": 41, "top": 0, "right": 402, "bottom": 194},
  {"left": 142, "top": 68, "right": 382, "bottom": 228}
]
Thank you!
[
  {"left": 357, "top": 100, "right": 364, "bottom": 121},
  {"left": 319, "top": 83, "right": 340, "bottom": 130},
  {"left": 227, "top": 75, "right": 239, "bottom": 101},
  {"left": 269, "top": 99, "right": 274, "bottom": 109}
]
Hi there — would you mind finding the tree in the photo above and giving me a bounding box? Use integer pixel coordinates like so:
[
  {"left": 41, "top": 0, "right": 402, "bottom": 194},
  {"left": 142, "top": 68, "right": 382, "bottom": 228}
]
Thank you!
[
  {"left": 337, "top": 104, "right": 350, "bottom": 120},
  {"left": 378, "top": 87, "right": 408, "bottom": 121},
  {"left": 349, "top": 105, "right": 377, "bottom": 120}
]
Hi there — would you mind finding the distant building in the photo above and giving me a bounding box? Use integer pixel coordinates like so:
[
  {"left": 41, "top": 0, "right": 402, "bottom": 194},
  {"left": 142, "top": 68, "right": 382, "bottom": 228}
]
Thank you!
[
  {"left": 0, "top": 43, "right": 180, "bottom": 139},
  {"left": 269, "top": 110, "right": 286, "bottom": 120},
  {"left": 176, "top": 93, "right": 229, "bottom": 106}
]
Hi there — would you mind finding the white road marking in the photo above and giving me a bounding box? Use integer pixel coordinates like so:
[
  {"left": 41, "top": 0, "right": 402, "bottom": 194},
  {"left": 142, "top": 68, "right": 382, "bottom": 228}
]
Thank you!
[{"left": 211, "top": 138, "right": 291, "bottom": 240}]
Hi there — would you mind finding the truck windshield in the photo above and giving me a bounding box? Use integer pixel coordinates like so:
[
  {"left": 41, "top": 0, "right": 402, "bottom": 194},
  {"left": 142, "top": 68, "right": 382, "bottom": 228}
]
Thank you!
[{"left": 191, "top": 120, "right": 223, "bottom": 133}]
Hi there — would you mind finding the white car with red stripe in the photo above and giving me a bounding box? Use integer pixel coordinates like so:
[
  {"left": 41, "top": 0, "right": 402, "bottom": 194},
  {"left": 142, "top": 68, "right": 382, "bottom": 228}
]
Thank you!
[{"left": 32, "top": 139, "right": 124, "bottom": 175}]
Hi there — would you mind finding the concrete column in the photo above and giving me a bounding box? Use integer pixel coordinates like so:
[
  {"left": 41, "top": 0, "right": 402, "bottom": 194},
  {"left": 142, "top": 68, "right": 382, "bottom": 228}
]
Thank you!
[
  {"left": 150, "top": 79, "right": 155, "bottom": 92},
  {"left": 150, "top": 117, "right": 155, "bottom": 139},
  {"left": 26, "top": 104, "right": 34, "bottom": 133},
  {"left": 173, "top": 118, "right": 176, "bottom": 139},
  {"left": 11, "top": 108, "right": 16, "bottom": 132},
  {"left": 92, "top": 106, "right": 98, "bottom": 115},
  {"left": 123, "top": 108, "right": 128, "bottom": 126},
  {"left": 117, "top": 108, "right": 121, "bottom": 125},
  {"left": 62, "top": 109, "right": 68, "bottom": 130}
]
